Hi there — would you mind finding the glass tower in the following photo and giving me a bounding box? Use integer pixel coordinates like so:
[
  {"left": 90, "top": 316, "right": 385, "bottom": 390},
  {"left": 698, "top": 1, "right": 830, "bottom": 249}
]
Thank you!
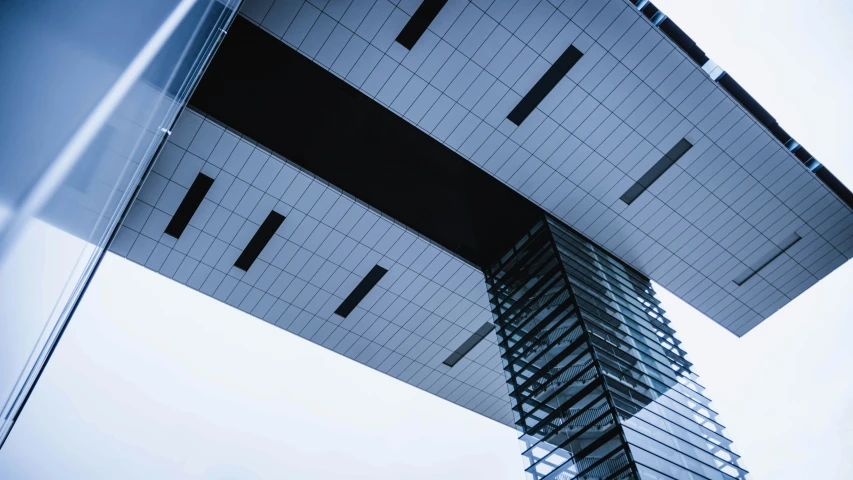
[{"left": 486, "top": 217, "right": 748, "bottom": 480}]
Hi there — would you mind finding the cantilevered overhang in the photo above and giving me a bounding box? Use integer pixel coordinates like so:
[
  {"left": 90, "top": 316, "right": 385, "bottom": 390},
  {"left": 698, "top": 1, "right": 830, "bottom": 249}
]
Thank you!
[
  {"left": 190, "top": 15, "right": 541, "bottom": 269},
  {"left": 110, "top": 108, "right": 516, "bottom": 425},
  {"left": 227, "top": 0, "right": 853, "bottom": 336}
]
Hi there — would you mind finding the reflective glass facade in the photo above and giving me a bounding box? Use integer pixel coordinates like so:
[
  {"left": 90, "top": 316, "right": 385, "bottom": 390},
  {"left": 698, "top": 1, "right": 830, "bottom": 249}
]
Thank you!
[
  {"left": 0, "top": 0, "right": 238, "bottom": 446},
  {"left": 487, "top": 217, "right": 747, "bottom": 480}
]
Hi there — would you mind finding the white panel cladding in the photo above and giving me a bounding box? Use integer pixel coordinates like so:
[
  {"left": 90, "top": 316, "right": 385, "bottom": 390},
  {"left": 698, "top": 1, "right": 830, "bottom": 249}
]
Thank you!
[
  {"left": 238, "top": 0, "right": 853, "bottom": 336},
  {"left": 110, "top": 109, "right": 513, "bottom": 426}
]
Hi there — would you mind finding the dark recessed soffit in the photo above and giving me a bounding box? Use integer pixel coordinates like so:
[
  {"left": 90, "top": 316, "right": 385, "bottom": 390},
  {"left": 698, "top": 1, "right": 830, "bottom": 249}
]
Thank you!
[
  {"left": 189, "top": 17, "right": 541, "bottom": 268},
  {"left": 733, "top": 233, "right": 801, "bottom": 286},
  {"left": 507, "top": 45, "right": 583, "bottom": 126},
  {"left": 165, "top": 172, "right": 214, "bottom": 238},
  {"left": 234, "top": 211, "right": 286, "bottom": 271},
  {"left": 620, "top": 139, "right": 692, "bottom": 205},
  {"left": 443, "top": 322, "right": 494, "bottom": 367},
  {"left": 335, "top": 265, "right": 388, "bottom": 318},
  {"left": 395, "top": 0, "right": 448, "bottom": 49}
]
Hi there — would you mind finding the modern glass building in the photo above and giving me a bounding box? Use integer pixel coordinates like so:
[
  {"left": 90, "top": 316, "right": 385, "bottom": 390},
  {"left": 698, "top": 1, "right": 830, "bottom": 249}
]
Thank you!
[
  {"left": 2, "top": 1, "right": 852, "bottom": 478},
  {"left": 488, "top": 217, "right": 746, "bottom": 479}
]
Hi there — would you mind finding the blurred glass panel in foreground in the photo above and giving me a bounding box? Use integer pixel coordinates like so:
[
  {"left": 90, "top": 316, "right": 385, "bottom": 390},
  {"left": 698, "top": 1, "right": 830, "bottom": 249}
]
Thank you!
[{"left": 0, "top": 0, "right": 239, "bottom": 447}]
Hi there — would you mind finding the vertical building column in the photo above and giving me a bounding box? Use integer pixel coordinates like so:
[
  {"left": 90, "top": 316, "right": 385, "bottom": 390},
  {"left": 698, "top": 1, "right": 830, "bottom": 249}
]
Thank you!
[
  {"left": 485, "top": 217, "right": 748, "bottom": 480},
  {"left": 485, "top": 219, "right": 634, "bottom": 480}
]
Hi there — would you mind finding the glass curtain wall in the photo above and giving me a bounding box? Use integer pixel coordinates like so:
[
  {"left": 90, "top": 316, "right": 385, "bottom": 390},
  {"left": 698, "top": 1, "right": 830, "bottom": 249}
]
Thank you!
[
  {"left": 486, "top": 217, "right": 749, "bottom": 480},
  {"left": 0, "top": 0, "right": 239, "bottom": 447}
]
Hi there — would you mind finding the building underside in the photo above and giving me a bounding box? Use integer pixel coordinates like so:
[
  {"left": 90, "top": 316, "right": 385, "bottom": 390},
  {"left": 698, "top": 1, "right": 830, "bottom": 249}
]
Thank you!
[
  {"left": 103, "top": 1, "right": 853, "bottom": 478},
  {"left": 21, "top": 0, "right": 849, "bottom": 478}
]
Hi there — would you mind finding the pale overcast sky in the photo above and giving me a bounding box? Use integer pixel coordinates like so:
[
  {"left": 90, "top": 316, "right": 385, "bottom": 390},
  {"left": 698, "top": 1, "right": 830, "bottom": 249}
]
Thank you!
[
  {"left": 2, "top": 1, "right": 852, "bottom": 479},
  {"left": 0, "top": 254, "right": 523, "bottom": 480}
]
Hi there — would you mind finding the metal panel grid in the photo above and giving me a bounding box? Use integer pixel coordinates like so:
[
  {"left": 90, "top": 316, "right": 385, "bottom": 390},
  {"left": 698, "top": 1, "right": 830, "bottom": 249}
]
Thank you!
[
  {"left": 109, "top": 109, "right": 514, "bottom": 425},
  {"left": 237, "top": 0, "right": 853, "bottom": 335}
]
